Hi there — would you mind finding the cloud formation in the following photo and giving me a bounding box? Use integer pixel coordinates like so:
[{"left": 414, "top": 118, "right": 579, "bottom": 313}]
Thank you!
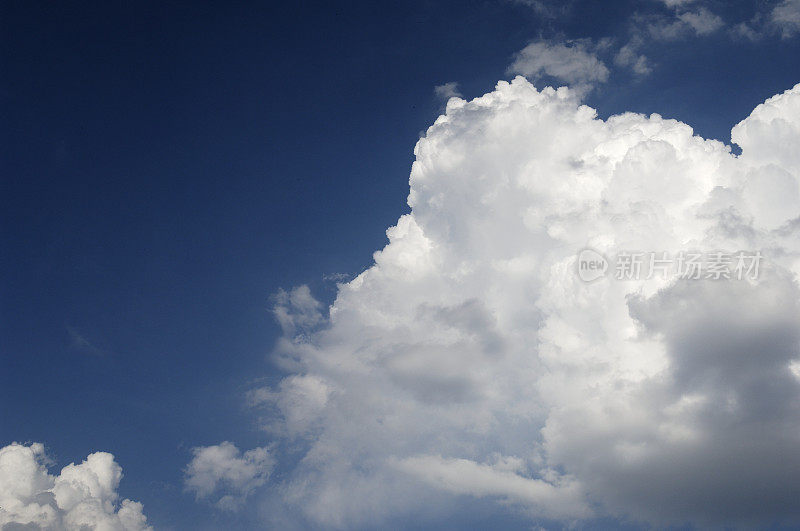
[
  {"left": 0, "top": 442, "right": 151, "bottom": 530},
  {"left": 508, "top": 39, "right": 609, "bottom": 94},
  {"left": 510, "top": 1, "right": 800, "bottom": 81},
  {"left": 184, "top": 442, "right": 275, "bottom": 511},
  {"left": 771, "top": 0, "right": 800, "bottom": 37},
  {"left": 433, "top": 82, "right": 462, "bottom": 101},
  {"left": 236, "top": 77, "right": 800, "bottom": 528},
  {"left": 733, "top": 0, "right": 800, "bottom": 40}
]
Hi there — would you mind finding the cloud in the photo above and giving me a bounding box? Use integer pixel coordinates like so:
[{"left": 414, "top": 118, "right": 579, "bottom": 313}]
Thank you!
[
  {"left": 433, "top": 82, "right": 462, "bottom": 101},
  {"left": 272, "top": 285, "right": 325, "bottom": 338},
  {"left": 508, "top": 3, "right": 726, "bottom": 84},
  {"left": 613, "top": 41, "right": 652, "bottom": 76},
  {"left": 184, "top": 442, "right": 275, "bottom": 511},
  {"left": 677, "top": 7, "right": 725, "bottom": 35},
  {"left": 0, "top": 442, "right": 151, "bottom": 530},
  {"left": 508, "top": 39, "right": 609, "bottom": 94},
  {"left": 636, "top": 6, "right": 724, "bottom": 41},
  {"left": 66, "top": 326, "right": 106, "bottom": 357},
  {"left": 657, "top": 0, "right": 696, "bottom": 6},
  {"left": 230, "top": 77, "right": 800, "bottom": 528},
  {"left": 511, "top": 0, "right": 576, "bottom": 18},
  {"left": 611, "top": 3, "right": 725, "bottom": 77},
  {"left": 392, "top": 455, "right": 588, "bottom": 519},
  {"left": 732, "top": 0, "right": 800, "bottom": 40},
  {"left": 771, "top": 0, "right": 800, "bottom": 38}
]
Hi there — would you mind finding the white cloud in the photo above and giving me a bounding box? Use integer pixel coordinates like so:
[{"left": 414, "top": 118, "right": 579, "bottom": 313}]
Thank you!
[
  {"left": 771, "top": 0, "right": 800, "bottom": 38},
  {"left": 732, "top": 20, "right": 762, "bottom": 40},
  {"left": 644, "top": 7, "right": 724, "bottom": 40},
  {"left": 511, "top": 0, "right": 575, "bottom": 18},
  {"left": 393, "top": 455, "right": 588, "bottom": 519},
  {"left": 659, "top": 0, "right": 694, "bottom": 6},
  {"left": 434, "top": 82, "right": 462, "bottom": 101},
  {"left": 677, "top": 7, "right": 724, "bottom": 35},
  {"left": 272, "top": 285, "right": 324, "bottom": 339},
  {"left": 507, "top": 39, "right": 609, "bottom": 94},
  {"left": 184, "top": 442, "right": 274, "bottom": 511},
  {"left": 611, "top": 3, "right": 725, "bottom": 76},
  {"left": 731, "top": 0, "right": 800, "bottom": 40},
  {"left": 237, "top": 77, "right": 800, "bottom": 528},
  {"left": 0, "top": 442, "right": 151, "bottom": 530},
  {"left": 614, "top": 41, "right": 652, "bottom": 76}
]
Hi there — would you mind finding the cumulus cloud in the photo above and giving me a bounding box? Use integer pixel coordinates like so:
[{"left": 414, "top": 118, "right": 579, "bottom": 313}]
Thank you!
[
  {"left": 508, "top": 39, "right": 609, "bottom": 94},
  {"left": 184, "top": 442, "right": 274, "bottom": 511},
  {"left": 233, "top": 77, "right": 800, "bottom": 528},
  {"left": 0, "top": 442, "right": 151, "bottom": 530}
]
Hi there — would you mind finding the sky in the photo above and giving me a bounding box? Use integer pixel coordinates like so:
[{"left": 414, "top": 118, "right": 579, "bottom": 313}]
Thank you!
[{"left": 2, "top": 1, "right": 800, "bottom": 529}]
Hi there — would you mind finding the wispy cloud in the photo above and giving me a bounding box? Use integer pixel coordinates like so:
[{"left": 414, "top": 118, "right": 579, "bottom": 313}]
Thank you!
[
  {"left": 66, "top": 325, "right": 107, "bottom": 357},
  {"left": 507, "top": 39, "right": 610, "bottom": 94},
  {"left": 433, "top": 81, "right": 462, "bottom": 101}
]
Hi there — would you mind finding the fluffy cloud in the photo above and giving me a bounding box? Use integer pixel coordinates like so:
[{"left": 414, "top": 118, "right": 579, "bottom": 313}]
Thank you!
[
  {"left": 237, "top": 77, "right": 800, "bottom": 528},
  {"left": 507, "top": 40, "right": 609, "bottom": 94},
  {"left": 0, "top": 442, "right": 150, "bottom": 530},
  {"left": 184, "top": 442, "right": 274, "bottom": 511}
]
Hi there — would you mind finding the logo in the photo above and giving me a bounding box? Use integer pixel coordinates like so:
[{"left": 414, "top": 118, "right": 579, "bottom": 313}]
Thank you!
[
  {"left": 574, "top": 249, "right": 762, "bottom": 282},
  {"left": 577, "top": 248, "right": 608, "bottom": 282}
]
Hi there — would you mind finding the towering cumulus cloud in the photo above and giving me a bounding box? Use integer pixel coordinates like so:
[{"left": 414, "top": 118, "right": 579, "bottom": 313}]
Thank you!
[
  {"left": 0, "top": 442, "right": 150, "bottom": 530},
  {"left": 252, "top": 78, "right": 800, "bottom": 527}
]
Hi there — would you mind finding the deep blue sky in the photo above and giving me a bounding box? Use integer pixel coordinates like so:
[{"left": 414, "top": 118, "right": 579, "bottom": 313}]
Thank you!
[{"left": 2, "top": 1, "right": 799, "bottom": 529}]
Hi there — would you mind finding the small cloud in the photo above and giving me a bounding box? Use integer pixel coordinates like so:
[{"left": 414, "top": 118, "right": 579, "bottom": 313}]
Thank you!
[
  {"left": 184, "top": 442, "right": 275, "bottom": 511},
  {"left": 728, "top": 0, "right": 800, "bottom": 40},
  {"left": 271, "top": 285, "right": 325, "bottom": 336},
  {"left": 323, "top": 272, "right": 351, "bottom": 283},
  {"left": 645, "top": 7, "right": 724, "bottom": 40},
  {"left": 771, "top": 0, "right": 800, "bottom": 38},
  {"left": 678, "top": 7, "right": 724, "bottom": 35},
  {"left": 614, "top": 41, "right": 653, "bottom": 76},
  {"left": 66, "top": 326, "right": 106, "bottom": 356},
  {"left": 732, "top": 20, "right": 761, "bottom": 41},
  {"left": 434, "top": 82, "right": 462, "bottom": 101},
  {"left": 507, "top": 39, "right": 609, "bottom": 95},
  {"left": 657, "top": 0, "right": 696, "bottom": 7},
  {"left": 611, "top": 4, "right": 724, "bottom": 78},
  {"left": 510, "top": 0, "right": 575, "bottom": 18}
]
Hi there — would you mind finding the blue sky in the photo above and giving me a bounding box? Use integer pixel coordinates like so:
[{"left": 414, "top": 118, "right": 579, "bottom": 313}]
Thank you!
[{"left": 3, "top": 1, "right": 800, "bottom": 529}]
